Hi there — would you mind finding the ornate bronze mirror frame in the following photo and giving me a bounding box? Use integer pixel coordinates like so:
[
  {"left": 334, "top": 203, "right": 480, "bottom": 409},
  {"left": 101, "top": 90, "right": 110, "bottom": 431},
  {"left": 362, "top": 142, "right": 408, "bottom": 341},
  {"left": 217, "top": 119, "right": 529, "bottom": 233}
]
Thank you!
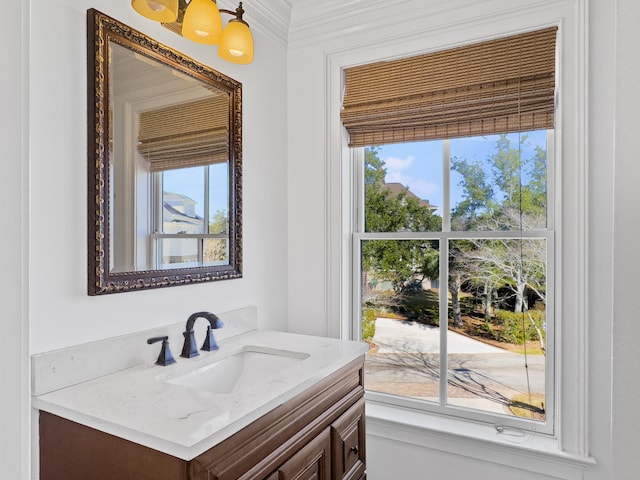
[{"left": 87, "top": 9, "right": 242, "bottom": 295}]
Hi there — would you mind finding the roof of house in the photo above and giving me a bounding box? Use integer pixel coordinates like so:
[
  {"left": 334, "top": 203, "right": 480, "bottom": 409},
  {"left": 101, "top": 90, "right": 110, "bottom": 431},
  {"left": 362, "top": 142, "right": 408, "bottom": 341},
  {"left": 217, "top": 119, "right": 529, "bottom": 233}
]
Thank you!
[{"left": 381, "top": 182, "right": 438, "bottom": 210}]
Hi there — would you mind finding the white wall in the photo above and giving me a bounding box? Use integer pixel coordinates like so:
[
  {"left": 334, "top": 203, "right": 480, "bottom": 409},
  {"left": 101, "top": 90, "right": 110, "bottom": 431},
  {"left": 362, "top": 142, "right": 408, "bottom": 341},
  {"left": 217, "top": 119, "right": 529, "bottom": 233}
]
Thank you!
[
  {"left": 28, "top": 0, "right": 290, "bottom": 354},
  {"left": 1, "top": 0, "right": 29, "bottom": 478},
  {"left": 286, "top": 0, "right": 637, "bottom": 478},
  {"left": 612, "top": 0, "right": 640, "bottom": 477}
]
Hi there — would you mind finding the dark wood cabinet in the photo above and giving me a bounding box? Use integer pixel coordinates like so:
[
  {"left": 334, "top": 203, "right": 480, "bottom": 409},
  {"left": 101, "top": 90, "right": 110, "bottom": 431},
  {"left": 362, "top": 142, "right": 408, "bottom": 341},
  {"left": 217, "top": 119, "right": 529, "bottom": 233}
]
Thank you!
[
  {"left": 331, "top": 398, "right": 366, "bottom": 480},
  {"left": 39, "top": 356, "right": 366, "bottom": 480},
  {"left": 277, "top": 428, "right": 331, "bottom": 480}
]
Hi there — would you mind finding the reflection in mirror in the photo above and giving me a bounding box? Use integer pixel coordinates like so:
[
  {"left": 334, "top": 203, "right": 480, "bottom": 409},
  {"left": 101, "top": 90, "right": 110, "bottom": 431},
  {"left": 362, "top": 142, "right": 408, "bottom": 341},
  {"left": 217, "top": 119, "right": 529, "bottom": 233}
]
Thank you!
[{"left": 88, "top": 9, "right": 242, "bottom": 295}]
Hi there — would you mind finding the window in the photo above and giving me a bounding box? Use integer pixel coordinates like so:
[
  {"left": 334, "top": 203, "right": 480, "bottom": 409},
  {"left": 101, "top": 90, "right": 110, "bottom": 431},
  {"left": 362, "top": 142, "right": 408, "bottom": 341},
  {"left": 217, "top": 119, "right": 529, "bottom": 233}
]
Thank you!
[
  {"left": 355, "top": 130, "right": 553, "bottom": 432},
  {"left": 342, "top": 27, "right": 558, "bottom": 433},
  {"left": 151, "top": 163, "right": 229, "bottom": 270}
]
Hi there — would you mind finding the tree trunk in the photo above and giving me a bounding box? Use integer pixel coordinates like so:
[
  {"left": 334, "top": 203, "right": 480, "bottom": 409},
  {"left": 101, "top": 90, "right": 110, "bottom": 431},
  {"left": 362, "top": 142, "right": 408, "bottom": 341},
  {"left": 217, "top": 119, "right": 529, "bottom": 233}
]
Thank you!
[
  {"left": 449, "top": 274, "right": 463, "bottom": 327},
  {"left": 514, "top": 271, "right": 527, "bottom": 313},
  {"left": 483, "top": 281, "right": 493, "bottom": 321}
]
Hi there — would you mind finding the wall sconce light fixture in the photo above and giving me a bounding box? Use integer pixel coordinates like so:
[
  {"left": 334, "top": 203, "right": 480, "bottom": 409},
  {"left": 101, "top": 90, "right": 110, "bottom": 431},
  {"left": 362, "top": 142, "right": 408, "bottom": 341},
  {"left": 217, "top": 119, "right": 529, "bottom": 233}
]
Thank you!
[{"left": 131, "top": 0, "right": 254, "bottom": 64}]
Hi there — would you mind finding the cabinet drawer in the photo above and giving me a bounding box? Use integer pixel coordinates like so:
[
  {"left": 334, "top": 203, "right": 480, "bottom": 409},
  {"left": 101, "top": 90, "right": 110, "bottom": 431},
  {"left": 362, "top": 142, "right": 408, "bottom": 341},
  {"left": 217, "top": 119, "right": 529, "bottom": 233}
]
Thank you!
[{"left": 331, "top": 398, "right": 365, "bottom": 480}]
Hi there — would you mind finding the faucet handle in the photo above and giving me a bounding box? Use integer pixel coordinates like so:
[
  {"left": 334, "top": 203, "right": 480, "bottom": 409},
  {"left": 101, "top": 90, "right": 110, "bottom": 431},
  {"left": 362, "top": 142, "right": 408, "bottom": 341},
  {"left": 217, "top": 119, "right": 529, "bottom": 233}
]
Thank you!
[
  {"left": 147, "top": 336, "right": 176, "bottom": 366},
  {"left": 201, "top": 326, "right": 220, "bottom": 351},
  {"left": 201, "top": 317, "right": 223, "bottom": 352}
]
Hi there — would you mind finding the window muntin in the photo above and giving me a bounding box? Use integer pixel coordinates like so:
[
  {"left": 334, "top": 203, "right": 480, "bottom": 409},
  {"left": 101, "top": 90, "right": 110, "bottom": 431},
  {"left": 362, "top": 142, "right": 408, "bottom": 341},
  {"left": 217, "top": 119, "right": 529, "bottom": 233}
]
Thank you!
[{"left": 356, "top": 131, "right": 552, "bottom": 431}]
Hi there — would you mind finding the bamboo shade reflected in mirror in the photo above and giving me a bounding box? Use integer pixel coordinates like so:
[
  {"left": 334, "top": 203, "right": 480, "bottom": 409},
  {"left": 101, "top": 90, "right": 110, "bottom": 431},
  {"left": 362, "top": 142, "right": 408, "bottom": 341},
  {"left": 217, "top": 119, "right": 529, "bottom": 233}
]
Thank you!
[{"left": 137, "top": 95, "right": 230, "bottom": 172}]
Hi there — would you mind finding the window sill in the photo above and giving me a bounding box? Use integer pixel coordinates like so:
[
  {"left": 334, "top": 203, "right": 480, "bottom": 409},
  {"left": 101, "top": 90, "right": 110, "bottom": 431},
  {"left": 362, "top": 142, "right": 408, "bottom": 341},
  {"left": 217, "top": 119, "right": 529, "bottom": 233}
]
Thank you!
[{"left": 365, "top": 397, "right": 595, "bottom": 478}]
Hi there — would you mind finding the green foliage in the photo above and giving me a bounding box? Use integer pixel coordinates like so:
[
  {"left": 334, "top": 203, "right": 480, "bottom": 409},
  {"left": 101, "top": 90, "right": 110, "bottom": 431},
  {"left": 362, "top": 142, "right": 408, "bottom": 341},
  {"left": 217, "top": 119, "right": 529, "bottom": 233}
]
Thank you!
[
  {"left": 399, "top": 291, "right": 439, "bottom": 325},
  {"left": 365, "top": 184, "right": 441, "bottom": 232},
  {"left": 451, "top": 133, "right": 547, "bottom": 230},
  {"left": 209, "top": 209, "right": 228, "bottom": 234},
  {"left": 494, "top": 309, "right": 546, "bottom": 345},
  {"left": 361, "top": 308, "right": 378, "bottom": 343},
  {"left": 450, "top": 157, "right": 495, "bottom": 222},
  {"left": 458, "top": 295, "right": 478, "bottom": 315},
  {"left": 476, "top": 321, "right": 495, "bottom": 337},
  {"left": 362, "top": 146, "right": 441, "bottom": 291}
]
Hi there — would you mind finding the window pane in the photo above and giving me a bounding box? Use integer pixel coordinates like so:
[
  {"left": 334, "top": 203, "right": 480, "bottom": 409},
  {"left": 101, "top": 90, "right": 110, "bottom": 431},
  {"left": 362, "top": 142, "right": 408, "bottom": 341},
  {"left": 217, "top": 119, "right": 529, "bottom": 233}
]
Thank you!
[
  {"left": 450, "top": 131, "right": 548, "bottom": 231},
  {"left": 447, "top": 238, "right": 546, "bottom": 421},
  {"left": 162, "top": 167, "right": 206, "bottom": 234},
  {"left": 203, "top": 238, "right": 228, "bottom": 266},
  {"left": 362, "top": 239, "right": 441, "bottom": 402},
  {"left": 364, "top": 144, "right": 442, "bottom": 233},
  {"left": 158, "top": 238, "right": 200, "bottom": 269}
]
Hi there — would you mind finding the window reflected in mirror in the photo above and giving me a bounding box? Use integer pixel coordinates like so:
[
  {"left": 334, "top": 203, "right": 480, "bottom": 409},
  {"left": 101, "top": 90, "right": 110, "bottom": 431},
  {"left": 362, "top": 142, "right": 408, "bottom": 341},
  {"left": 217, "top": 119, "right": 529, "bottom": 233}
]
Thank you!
[{"left": 153, "top": 164, "right": 230, "bottom": 270}]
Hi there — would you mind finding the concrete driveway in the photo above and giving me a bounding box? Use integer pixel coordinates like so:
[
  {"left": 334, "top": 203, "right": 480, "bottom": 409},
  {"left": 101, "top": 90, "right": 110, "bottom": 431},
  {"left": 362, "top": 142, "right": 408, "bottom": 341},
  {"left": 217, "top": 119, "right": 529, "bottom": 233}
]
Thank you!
[
  {"left": 372, "top": 317, "right": 509, "bottom": 354},
  {"left": 365, "top": 317, "right": 546, "bottom": 416}
]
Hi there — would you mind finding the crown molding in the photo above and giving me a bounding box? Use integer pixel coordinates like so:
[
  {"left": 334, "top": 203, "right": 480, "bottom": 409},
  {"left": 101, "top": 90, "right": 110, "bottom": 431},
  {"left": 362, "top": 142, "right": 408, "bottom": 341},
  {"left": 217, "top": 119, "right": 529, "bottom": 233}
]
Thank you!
[
  {"left": 288, "top": 0, "right": 406, "bottom": 45},
  {"left": 286, "top": 0, "right": 572, "bottom": 48},
  {"left": 219, "top": 0, "right": 292, "bottom": 45}
]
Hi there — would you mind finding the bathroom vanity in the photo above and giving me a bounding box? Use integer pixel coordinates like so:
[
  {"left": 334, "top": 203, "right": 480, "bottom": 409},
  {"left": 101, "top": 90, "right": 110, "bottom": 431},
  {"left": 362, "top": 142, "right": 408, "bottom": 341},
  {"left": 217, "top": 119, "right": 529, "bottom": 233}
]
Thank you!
[
  {"left": 32, "top": 308, "right": 368, "bottom": 480},
  {"left": 39, "top": 357, "right": 364, "bottom": 479}
]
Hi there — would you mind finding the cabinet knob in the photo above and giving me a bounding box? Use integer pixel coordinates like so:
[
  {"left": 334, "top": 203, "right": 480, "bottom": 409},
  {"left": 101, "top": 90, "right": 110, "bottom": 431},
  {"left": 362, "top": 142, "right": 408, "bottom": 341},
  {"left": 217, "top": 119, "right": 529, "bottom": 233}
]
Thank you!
[{"left": 350, "top": 445, "right": 359, "bottom": 455}]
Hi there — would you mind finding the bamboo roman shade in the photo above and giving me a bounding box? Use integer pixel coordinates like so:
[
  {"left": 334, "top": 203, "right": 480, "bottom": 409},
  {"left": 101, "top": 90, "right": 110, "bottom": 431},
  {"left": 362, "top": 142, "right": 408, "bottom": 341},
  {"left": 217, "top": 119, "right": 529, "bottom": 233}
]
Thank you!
[
  {"left": 341, "top": 27, "right": 557, "bottom": 147},
  {"left": 138, "top": 95, "right": 229, "bottom": 172}
]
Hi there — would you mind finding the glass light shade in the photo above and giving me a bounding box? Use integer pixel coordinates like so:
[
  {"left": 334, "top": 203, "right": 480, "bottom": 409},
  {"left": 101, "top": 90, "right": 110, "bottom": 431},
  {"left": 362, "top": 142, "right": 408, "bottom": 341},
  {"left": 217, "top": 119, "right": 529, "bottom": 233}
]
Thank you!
[
  {"left": 218, "top": 20, "right": 254, "bottom": 64},
  {"left": 182, "top": 0, "right": 223, "bottom": 45},
  {"left": 131, "top": 0, "right": 179, "bottom": 23}
]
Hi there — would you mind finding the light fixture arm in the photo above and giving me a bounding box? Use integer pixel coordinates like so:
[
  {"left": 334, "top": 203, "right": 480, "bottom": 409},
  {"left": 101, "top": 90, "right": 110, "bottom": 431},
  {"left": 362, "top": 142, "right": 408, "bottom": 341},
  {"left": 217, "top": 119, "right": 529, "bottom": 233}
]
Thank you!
[
  {"left": 175, "top": 0, "right": 188, "bottom": 22},
  {"left": 219, "top": 2, "right": 248, "bottom": 25},
  {"left": 174, "top": 0, "right": 247, "bottom": 24}
]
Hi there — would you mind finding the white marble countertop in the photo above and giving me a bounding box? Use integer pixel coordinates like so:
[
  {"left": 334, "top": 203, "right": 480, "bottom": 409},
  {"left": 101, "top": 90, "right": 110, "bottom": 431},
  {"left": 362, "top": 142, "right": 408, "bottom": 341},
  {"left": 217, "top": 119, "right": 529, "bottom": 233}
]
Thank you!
[{"left": 33, "top": 329, "right": 368, "bottom": 460}]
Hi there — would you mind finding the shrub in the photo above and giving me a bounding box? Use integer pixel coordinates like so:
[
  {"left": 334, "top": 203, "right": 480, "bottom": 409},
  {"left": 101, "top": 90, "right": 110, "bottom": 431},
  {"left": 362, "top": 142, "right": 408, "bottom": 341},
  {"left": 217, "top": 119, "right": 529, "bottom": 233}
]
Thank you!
[
  {"left": 494, "top": 309, "right": 546, "bottom": 345},
  {"left": 458, "top": 295, "right": 479, "bottom": 315},
  {"left": 361, "top": 308, "right": 377, "bottom": 343},
  {"left": 476, "top": 321, "right": 495, "bottom": 337}
]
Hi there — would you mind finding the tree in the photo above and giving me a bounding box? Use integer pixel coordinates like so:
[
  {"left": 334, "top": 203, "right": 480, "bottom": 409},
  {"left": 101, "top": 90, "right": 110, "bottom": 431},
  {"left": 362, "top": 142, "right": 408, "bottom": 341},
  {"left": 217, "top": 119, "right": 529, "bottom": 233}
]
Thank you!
[
  {"left": 205, "top": 209, "right": 229, "bottom": 262},
  {"left": 450, "top": 157, "right": 495, "bottom": 227},
  {"left": 362, "top": 147, "right": 441, "bottom": 292},
  {"left": 450, "top": 133, "right": 547, "bottom": 313},
  {"left": 209, "top": 209, "right": 228, "bottom": 234}
]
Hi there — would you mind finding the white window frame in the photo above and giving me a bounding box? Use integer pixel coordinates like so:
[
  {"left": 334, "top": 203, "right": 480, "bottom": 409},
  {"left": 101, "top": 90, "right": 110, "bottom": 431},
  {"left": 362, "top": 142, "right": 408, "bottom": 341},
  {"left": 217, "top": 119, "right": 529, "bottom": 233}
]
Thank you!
[
  {"left": 324, "top": 0, "right": 592, "bottom": 467},
  {"left": 352, "top": 132, "right": 556, "bottom": 435}
]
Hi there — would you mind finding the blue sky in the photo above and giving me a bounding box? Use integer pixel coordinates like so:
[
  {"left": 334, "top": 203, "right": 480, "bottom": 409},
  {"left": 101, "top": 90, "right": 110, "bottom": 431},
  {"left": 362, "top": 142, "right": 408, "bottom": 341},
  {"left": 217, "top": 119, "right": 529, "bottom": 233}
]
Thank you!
[
  {"left": 376, "top": 130, "right": 547, "bottom": 215},
  {"left": 162, "top": 163, "right": 229, "bottom": 218}
]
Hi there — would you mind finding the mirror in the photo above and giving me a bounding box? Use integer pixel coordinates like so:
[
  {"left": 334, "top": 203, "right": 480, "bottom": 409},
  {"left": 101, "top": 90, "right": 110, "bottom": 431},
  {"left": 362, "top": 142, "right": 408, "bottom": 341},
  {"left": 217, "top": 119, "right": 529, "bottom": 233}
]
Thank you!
[{"left": 87, "top": 9, "right": 242, "bottom": 295}]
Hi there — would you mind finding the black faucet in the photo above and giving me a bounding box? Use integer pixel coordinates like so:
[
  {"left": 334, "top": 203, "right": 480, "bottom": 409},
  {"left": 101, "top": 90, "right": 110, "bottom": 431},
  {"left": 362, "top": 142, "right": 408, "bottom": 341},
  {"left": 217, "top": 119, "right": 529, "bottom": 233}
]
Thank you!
[{"left": 180, "top": 311, "right": 224, "bottom": 358}]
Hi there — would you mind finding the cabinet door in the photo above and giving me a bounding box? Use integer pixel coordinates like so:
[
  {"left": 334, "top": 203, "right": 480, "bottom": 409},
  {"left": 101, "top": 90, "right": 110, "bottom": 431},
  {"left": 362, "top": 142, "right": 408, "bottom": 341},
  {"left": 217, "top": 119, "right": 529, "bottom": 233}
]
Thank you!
[
  {"left": 277, "top": 428, "right": 331, "bottom": 480},
  {"left": 331, "top": 398, "right": 366, "bottom": 480},
  {"left": 39, "top": 412, "right": 188, "bottom": 480}
]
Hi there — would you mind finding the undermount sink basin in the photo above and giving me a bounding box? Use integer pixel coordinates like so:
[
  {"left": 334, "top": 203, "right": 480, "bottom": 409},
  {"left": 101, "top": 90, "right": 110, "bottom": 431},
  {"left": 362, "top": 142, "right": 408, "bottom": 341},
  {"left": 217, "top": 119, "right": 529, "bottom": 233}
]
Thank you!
[{"left": 164, "top": 346, "right": 310, "bottom": 394}]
